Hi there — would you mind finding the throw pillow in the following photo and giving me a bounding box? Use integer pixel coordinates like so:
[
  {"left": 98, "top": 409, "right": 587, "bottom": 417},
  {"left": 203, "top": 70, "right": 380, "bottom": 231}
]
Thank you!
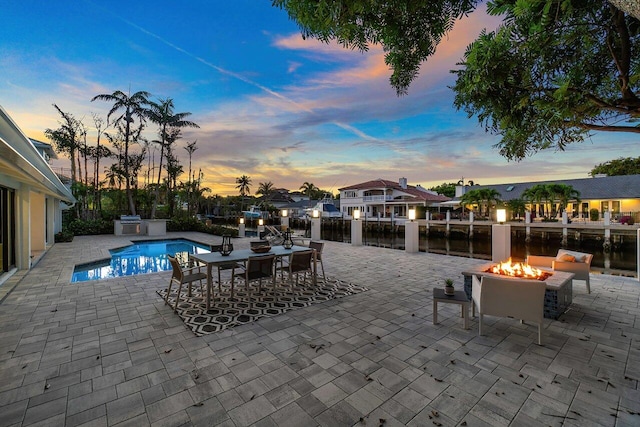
[{"left": 556, "top": 249, "right": 586, "bottom": 263}]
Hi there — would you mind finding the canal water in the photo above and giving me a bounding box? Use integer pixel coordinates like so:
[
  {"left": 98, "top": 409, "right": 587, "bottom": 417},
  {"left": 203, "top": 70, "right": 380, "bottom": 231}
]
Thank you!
[{"left": 315, "top": 228, "right": 637, "bottom": 277}]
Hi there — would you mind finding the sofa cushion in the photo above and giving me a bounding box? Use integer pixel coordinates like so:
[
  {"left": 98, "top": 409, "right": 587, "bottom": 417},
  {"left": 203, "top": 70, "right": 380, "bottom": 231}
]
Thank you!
[{"left": 556, "top": 249, "right": 587, "bottom": 263}]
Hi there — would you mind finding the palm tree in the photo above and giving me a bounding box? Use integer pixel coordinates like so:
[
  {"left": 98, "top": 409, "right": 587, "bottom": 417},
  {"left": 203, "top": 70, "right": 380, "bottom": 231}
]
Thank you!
[
  {"left": 522, "top": 184, "right": 551, "bottom": 218},
  {"left": 104, "top": 163, "right": 124, "bottom": 190},
  {"left": 299, "top": 182, "right": 318, "bottom": 206},
  {"left": 459, "top": 190, "right": 482, "bottom": 216},
  {"left": 459, "top": 188, "right": 502, "bottom": 218},
  {"left": 183, "top": 140, "right": 198, "bottom": 214},
  {"left": 478, "top": 188, "right": 502, "bottom": 220},
  {"left": 91, "top": 90, "right": 151, "bottom": 215},
  {"left": 506, "top": 198, "right": 527, "bottom": 220},
  {"left": 236, "top": 175, "right": 252, "bottom": 210},
  {"left": 547, "top": 183, "right": 581, "bottom": 216},
  {"left": 257, "top": 181, "right": 275, "bottom": 203},
  {"left": 147, "top": 98, "right": 199, "bottom": 218},
  {"left": 44, "top": 104, "right": 84, "bottom": 184}
]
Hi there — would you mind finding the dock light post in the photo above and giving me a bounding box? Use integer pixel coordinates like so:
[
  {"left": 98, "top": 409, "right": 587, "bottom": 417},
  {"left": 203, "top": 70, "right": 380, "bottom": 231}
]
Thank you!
[
  {"left": 238, "top": 217, "right": 246, "bottom": 238},
  {"left": 311, "top": 209, "right": 321, "bottom": 241},
  {"left": 492, "top": 208, "right": 510, "bottom": 262},
  {"left": 281, "top": 209, "right": 289, "bottom": 231},
  {"left": 258, "top": 218, "right": 265, "bottom": 238},
  {"left": 351, "top": 209, "right": 363, "bottom": 246},
  {"left": 405, "top": 208, "right": 419, "bottom": 253}
]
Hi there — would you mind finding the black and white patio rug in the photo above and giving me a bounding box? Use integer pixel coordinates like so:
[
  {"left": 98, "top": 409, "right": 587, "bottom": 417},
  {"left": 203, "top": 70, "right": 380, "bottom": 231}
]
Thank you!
[{"left": 157, "top": 277, "right": 368, "bottom": 336}]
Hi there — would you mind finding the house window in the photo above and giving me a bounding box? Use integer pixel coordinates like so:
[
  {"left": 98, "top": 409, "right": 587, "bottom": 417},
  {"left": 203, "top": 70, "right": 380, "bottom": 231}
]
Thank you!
[
  {"left": 343, "top": 191, "right": 357, "bottom": 198},
  {"left": 611, "top": 201, "right": 620, "bottom": 213}
]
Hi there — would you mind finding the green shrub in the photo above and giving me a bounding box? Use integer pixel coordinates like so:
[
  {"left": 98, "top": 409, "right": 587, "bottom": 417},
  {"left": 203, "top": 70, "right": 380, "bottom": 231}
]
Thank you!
[
  {"left": 167, "top": 216, "right": 204, "bottom": 232},
  {"left": 589, "top": 208, "right": 600, "bottom": 221},
  {"left": 66, "top": 219, "right": 114, "bottom": 235},
  {"left": 54, "top": 230, "right": 74, "bottom": 242},
  {"left": 167, "top": 217, "right": 238, "bottom": 237}
]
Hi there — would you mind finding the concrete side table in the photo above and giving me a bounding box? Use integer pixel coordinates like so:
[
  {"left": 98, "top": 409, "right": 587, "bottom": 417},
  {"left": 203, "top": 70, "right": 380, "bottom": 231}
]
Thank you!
[{"left": 433, "top": 288, "right": 470, "bottom": 329}]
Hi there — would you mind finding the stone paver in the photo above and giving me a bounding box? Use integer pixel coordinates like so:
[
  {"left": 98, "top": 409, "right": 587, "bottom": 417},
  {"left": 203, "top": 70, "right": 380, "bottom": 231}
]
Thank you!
[{"left": 0, "top": 231, "right": 639, "bottom": 426}]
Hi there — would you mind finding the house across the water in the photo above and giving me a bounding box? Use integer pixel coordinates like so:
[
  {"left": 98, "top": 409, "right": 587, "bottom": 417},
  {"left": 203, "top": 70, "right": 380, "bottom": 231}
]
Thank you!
[
  {"left": 339, "top": 178, "right": 450, "bottom": 219},
  {"left": 449, "top": 175, "right": 640, "bottom": 220}
]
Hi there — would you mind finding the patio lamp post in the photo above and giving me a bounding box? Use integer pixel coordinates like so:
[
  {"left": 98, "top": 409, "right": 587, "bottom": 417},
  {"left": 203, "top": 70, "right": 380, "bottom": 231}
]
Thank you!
[
  {"left": 311, "top": 209, "right": 322, "bottom": 241},
  {"left": 281, "top": 209, "right": 289, "bottom": 232},
  {"left": 492, "top": 208, "right": 511, "bottom": 262},
  {"left": 258, "top": 218, "right": 265, "bottom": 239},
  {"left": 405, "top": 208, "right": 419, "bottom": 253},
  {"left": 238, "top": 217, "right": 246, "bottom": 238},
  {"left": 351, "top": 209, "right": 363, "bottom": 246}
]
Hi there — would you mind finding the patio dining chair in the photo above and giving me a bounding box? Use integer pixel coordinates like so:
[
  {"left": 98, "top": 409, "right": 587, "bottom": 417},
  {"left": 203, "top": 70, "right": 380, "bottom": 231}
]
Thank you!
[
  {"left": 166, "top": 255, "right": 208, "bottom": 312},
  {"left": 210, "top": 244, "right": 244, "bottom": 293},
  {"left": 278, "top": 250, "right": 314, "bottom": 287},
  {"left": 308, "top": 241, "right": 325, "bottom": 278},
  {"left": 234, "top": 254, "right": 277, "bottom": 294}
]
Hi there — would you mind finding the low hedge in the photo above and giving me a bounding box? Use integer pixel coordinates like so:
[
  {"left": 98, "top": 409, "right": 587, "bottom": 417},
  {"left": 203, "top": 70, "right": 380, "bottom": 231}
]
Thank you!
[
  {"left": 54, "top": 230, "right": 74, "bottom": 242},
  {"left": 167, "top": 217, "right": 238, "bottom": 237},
  {"left": 66, "top": 219, "right": 113, "bottom": 235},
  {"left": 59, "top": 217, "right": 238, "bottom": 238}
]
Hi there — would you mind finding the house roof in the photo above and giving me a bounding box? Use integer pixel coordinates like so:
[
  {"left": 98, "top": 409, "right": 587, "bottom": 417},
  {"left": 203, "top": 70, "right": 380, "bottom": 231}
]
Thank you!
[
  {"left": 340, "top": 178, "right": 403, "bottom": 191},
  {"left": 457, "top": 175, "right": 640, "bottom": 202},
  {"left": 0, "top": 106, "right": 74, "bottom": 203},
  {"left": 29, "top": 138, "right": 58, "bottom": 159},
  {"left": 339, "top": 178, "right": 450, "bottom": 202}
]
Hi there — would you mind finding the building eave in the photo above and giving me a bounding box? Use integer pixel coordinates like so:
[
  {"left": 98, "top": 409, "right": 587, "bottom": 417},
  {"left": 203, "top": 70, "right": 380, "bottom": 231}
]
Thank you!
[{"left": 0, "top": 106, "right": 75, "bottom": 202}]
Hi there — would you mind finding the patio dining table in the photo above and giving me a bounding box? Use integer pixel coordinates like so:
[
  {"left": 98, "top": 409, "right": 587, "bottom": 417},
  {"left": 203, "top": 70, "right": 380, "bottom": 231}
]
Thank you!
[{"left": 190, "top": 245, "right": 317, "bottom": 310}]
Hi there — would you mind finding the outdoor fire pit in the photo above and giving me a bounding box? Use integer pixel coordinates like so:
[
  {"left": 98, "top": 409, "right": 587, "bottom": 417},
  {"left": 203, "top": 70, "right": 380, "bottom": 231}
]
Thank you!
[
  {"left": 462, "top": 261, "right": 574, "bottom": 319},
  {"left": 484, "top": 258, "right": 552, "bottom": 281}
]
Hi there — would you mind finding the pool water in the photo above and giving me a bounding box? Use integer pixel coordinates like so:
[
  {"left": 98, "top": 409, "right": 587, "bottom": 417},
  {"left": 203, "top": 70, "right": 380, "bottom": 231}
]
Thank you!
[{"left": 72, "top": 239, "right": 211, "bottom": 282}]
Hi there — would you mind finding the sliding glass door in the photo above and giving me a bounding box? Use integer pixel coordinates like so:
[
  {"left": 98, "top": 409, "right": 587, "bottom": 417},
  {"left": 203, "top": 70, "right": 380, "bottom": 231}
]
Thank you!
[{"left": 0, "top": 186, "right": 16, "bottom": 274}]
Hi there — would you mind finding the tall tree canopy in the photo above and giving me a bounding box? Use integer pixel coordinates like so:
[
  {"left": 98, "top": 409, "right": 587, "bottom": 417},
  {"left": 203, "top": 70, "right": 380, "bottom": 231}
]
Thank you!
[
  {"left": 452, "top": 0, "right": 640, "bottom": 161},
  {"left": 272, "top": 0, "right": 478, "bottom": 95},
  {"left": 428, "top": 182, "right": 457, "bottom": 198},
  {"left": 147, "top": 98, "right": 199, "bottom": 218},
  {"left": 91, "top": 90, "right": 151, "bottom": 215},
  {"left": 590, "top": 156, "right": 640, "bottom": 176}
]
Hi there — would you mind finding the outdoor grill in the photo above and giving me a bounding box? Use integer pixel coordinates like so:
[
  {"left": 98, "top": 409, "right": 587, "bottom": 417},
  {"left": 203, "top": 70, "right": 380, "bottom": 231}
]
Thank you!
[{"left": 119, "top": 215, "right": 141, "bottom": 235}]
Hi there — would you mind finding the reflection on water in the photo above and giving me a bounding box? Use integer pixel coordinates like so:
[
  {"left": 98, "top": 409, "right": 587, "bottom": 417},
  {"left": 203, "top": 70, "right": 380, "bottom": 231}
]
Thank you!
[
  {"left": 319, "top": 228, "right": 637, "bottom": 276},
  {"left": 72, "top": 239, "right": 211, "bottom": 282}
]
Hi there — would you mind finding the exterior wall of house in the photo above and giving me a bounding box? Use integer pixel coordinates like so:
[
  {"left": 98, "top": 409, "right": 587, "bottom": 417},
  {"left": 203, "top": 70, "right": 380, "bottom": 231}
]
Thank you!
[
  {"left": 340, "top": 186, "right": 426, "bottom": 219},
  {"left": 30, "top": 191, "right": 46, "bottom": 252},
  {"left": 0, "top": 106, "right": 74, "bottom": 276}
]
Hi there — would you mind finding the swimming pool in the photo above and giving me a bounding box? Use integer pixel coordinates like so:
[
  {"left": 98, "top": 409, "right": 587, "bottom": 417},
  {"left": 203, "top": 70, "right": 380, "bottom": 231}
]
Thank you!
[{"left": 71, "top": 238, "right": 211, "bottom": 282}]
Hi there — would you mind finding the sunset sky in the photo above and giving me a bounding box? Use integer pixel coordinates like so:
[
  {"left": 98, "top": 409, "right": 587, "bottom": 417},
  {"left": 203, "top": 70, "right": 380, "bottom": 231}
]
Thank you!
[{"left": 2, "top": 1, "right": 638, "bottom": 196}]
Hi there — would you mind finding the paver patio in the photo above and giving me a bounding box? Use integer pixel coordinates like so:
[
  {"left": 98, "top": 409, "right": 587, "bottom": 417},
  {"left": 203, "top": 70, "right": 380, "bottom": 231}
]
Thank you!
[{"left": 0, "top": 232, "right": 638, "bottom": 426}]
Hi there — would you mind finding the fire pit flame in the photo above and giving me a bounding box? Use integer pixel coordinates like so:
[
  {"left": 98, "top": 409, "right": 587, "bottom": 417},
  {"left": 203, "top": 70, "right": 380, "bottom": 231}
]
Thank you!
[{"left": 486, "top": 258, "right": 551, "bottom": 281}]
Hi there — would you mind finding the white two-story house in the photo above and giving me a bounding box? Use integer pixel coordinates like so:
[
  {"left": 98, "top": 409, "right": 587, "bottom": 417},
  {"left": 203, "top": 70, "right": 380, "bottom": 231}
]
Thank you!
[{"left": 339, "top": 178, "right": 450, "bottom": 219}]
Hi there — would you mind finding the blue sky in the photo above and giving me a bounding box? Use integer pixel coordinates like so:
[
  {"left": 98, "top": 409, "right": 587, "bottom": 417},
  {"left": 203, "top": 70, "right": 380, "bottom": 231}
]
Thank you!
[{"left": 2, "top": 1, "right": 638, "bottom": 196}]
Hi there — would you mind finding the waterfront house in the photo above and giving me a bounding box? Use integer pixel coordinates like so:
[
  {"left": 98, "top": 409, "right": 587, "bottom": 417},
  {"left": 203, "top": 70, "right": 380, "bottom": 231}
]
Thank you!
[
  {"left": 0, "top": 105, "right": 75, "bottom": 280},
  {"left": 339, "top": 178, "right": 450, "bottom": 219},
  {"left": 449, "top": 175, "right": 640, "bottom": 220}
]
